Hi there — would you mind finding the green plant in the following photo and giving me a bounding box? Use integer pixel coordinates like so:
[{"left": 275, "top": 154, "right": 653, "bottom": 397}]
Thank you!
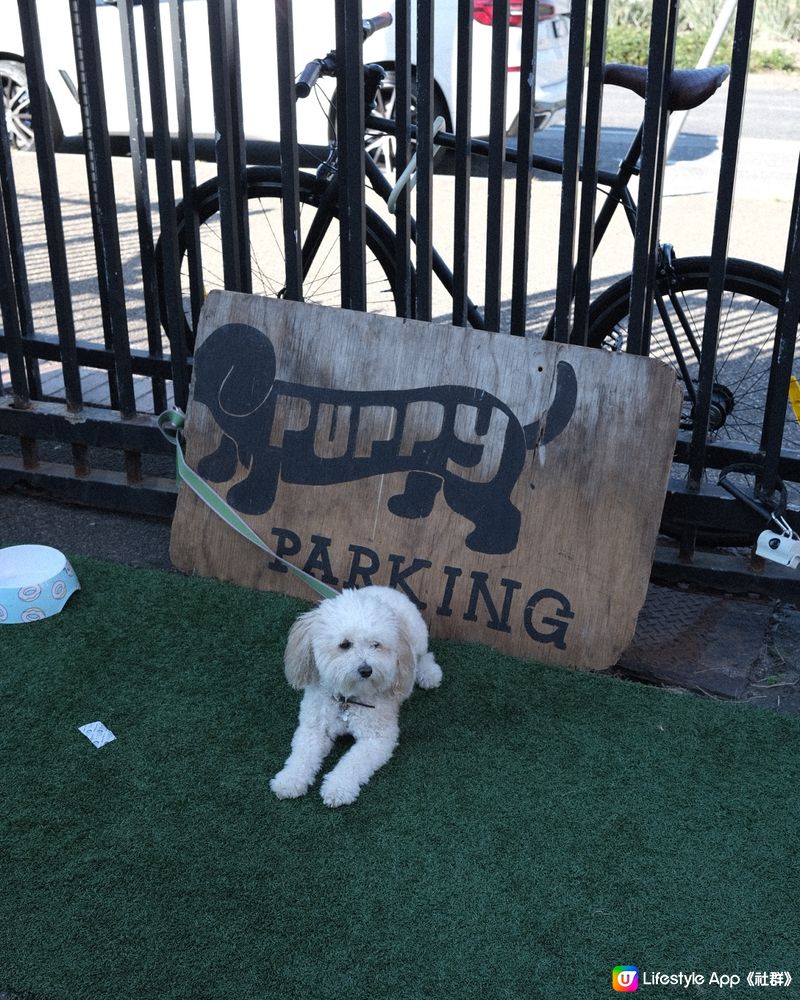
[
  {"left": 749, "top": 47, "right": 799, "bottom": 72},
  {"left": 604, "top": 0, "right": 800, "bottom": 71},
  {"left": 604, "top": 25, "right": 729, "bottom": 68},
  {"left": 609, "top": 0, "right": 800, "bottom": 40},
  {"left": 747, "top": 0, "right": 800, "bottom": 40},
  {"left": 604, "top": 22, "right": 797, "bottom": 73}
]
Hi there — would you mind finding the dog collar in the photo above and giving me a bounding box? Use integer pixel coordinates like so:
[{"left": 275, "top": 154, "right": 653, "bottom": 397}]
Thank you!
[{"left": 333, "top": 694, "right": 375, "bottom": 710}]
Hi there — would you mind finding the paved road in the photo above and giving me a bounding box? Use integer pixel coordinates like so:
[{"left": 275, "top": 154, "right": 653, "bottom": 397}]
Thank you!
[
  {"left": 522, "top": 75, "right": 798, "bottom": 291},
  {"left": 676, "top": 73, "right": 800, "bottom": 142},
  {"left": 600, "top": 70, "right": 800, "bottom": 140},
  {"left": 534, "top": 74, "right": 799, "bottom": 203}
]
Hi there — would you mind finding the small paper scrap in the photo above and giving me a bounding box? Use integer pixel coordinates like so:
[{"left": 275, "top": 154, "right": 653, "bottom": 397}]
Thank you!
[{"left": 78, "top": 721, "right": 116, "bottom": 748}]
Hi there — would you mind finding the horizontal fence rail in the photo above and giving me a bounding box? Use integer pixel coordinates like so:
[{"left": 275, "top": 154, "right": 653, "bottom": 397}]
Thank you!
[{"left": 0, "top": 0, "right": 799, "bottom": 591}]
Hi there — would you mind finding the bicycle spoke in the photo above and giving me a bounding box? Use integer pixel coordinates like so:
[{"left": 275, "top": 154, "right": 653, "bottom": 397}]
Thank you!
[
  {"left": 249, "top": 199, "right": 293, "bottom": 297},
  {"left": 303, "top": 237, "right": 342, "bottom": 302},
  {"left": 587, "top": 256, "right": 798, "bottom": 538},
  {"left": 176, "top": 175, "right": 399, "bottom": 336}
]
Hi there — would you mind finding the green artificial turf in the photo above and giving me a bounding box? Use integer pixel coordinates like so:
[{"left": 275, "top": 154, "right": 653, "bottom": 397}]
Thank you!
[{"left": 1, "top": 556, "right": 799, "bottom": 1000}]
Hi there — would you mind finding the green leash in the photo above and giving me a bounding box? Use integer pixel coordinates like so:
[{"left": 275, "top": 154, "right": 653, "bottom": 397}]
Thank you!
[{"left": 157, "top": 409, "right": 339, "bottom": 601}]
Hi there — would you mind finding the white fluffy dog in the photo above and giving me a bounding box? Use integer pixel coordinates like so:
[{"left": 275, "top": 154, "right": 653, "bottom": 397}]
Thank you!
[{"left": 270, "top": 586, "right": 442, "bottom": 807}]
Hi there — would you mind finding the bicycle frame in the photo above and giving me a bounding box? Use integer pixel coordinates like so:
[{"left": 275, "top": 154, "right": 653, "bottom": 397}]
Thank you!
[
  {"left": 293, "top": 28, "right": 655, "bottom": 340},
  {"left": 302, "top": 109, "right": 645, "bottom": 335},
  {"left": 286, "top": 52, "right": 793, "bottom": 490},
  {"left": 282, "top": 80, "right": 730, "bottom": 419},
  {"left": 355, "top": 110, "right": 774, "bottom": 457}
]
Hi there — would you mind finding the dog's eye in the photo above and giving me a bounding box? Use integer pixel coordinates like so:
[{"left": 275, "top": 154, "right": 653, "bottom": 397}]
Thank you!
[
  {"left": 339, "top": 640, "right": 353, "bottom": 650},
  {"left": 370, "top": 641, "right": 381, "bottom": 650}
]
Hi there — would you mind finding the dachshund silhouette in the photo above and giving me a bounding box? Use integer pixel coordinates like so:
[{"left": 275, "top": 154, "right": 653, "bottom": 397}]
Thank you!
[{"left": 192, "top": 323, "right": 577, "bottom": 555}]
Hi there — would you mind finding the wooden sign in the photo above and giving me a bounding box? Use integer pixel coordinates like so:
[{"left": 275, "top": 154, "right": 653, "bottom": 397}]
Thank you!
[{"left": 170, "top": 290, "right": 682, "bottom": 669}]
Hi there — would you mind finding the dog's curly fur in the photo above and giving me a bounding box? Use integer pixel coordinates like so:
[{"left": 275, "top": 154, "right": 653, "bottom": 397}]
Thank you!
[{"left": 270, "top": 586, "right": 442, "bottom": 807}]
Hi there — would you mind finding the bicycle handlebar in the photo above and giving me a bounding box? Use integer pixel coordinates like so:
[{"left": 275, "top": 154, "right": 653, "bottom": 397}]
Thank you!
[
  {"left": 296, "top": 12, "right": 393, "bottom": 98},
  {"left": 362, "top": 11, "right": 393, "bottom": 38},
  {"left": 296, "top": 60, "right": 324, "bottom": 98}
]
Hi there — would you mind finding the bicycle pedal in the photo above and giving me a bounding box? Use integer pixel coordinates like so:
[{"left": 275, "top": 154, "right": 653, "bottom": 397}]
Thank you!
[{"left": 756, "top": 528, "right": 800, "bottom": 570}]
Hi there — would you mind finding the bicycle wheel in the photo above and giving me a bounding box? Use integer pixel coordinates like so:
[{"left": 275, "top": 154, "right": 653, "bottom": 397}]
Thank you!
[
  {"left": 587, "top": 255, "right": 798, "bottom": 537},
  {"left": 158, "top": 166, "right": 402, "bottom": 350}
]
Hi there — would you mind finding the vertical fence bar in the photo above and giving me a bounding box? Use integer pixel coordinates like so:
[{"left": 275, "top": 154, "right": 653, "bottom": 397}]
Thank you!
[
  {"left": 508, "top": 0, "right": 538, "bottom": 336},
  {"left": 570, "top": 0, "right": 608, "bottom": 345},
  {"left": 760, "top": 154, "right": 800, "bottom": 494},
  {"left": 392, "top": 0, "right": 413, "bottom": 319},
  {"left": 0, "top": 115, "right": 29, "bottom": 404},
  {"left": 140, "top": 0, "right": 190, "bottom": 406},
  {"left": 207, "top": 0, "right": 250, "bottom": 294},
  {"left": 334, "top": 0, "right": 366, "bottom": 311},
  {"left": 414, "top": 0, "right": 434, "bottom": 321},
  {"left": 70, "top": 0, "right": 136, "bottom": 419},
  {"left": 275, "top": 0, "right": 303, "bottom": 302},
  {"left": 451, "top": 0, "right": 473, "bottom": 328},
  {"left": 686, "top": 0, "right": 755, "bottom": 489},
  {"left": 0, "top": 200, "right": 27, "bottom": 402},
  {"left": 169, "top": 0, "right": 204, "bottom": 341},
  {"left": 625, "top": 0, "right": 677, "bottom": 357},
  {"left": 17, "top": 0, "right": 83, "bottom": 411},
  {"left": 117, "top": 0, "right": 167, "bottom": 414},
  {"left": 552, "top": 0, "right": 587, "bottom": 343},
  {"left": 0, "top": 68, "right": 39, "bottom": 399},
  {"left": 482, "top": 0, "right": 509, "bottom": 332}
]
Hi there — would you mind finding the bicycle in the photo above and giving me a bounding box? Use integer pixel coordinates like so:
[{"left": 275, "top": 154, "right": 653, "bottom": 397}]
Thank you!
[{"left": 155, "top": 13, "right": 798, "bottom": 542}]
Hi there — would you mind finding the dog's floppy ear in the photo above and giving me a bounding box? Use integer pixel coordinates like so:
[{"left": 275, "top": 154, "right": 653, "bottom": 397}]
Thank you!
[
  {"left": 390, "top": 620, "right": 417, "bottom": 699},
  {"left": 284, "top": 609, "right": 320, "bottom": 690}
]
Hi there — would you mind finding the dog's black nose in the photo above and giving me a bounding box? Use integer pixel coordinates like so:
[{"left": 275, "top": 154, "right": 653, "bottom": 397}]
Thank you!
[{"left": 358, "top": 664, "right": 373, "bottom": 678}]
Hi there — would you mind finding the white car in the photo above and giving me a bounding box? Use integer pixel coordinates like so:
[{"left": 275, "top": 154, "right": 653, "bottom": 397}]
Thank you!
[{"left": 1, "top": 0, "right": 569, "bottom": 154}]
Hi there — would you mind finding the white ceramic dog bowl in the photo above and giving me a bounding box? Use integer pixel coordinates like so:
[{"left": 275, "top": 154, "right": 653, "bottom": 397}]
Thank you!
[{"left": 0, "top": 545, "right": 80, "bottom": 624}]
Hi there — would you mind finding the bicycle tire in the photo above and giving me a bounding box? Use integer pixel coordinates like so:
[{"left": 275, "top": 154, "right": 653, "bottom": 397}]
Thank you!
[
  {"left": 587, "top": 255, "right": 797, "bottom": 542},
  {"left": 157, "top": 165, "right": 403, "bottom": 350}
]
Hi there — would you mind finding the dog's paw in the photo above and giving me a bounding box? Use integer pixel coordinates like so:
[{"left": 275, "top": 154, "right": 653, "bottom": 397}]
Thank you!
[
  {"left": 416, "top": 652, "right": 443, "bottom": 689},
  {"left": 270, "top": 769, "right": 310, "bottom": 800},
  {"left": 320, "top": 773, "right": 361, "bottom": 808}
]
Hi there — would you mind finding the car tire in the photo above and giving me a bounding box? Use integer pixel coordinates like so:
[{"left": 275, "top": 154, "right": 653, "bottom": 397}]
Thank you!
[
  {"left": 1, "top": 58, "right": 63, "bottom": 152},
  {"left": 329, "top": 68, "right": 451, "bottom": 174},
  {"left": 365, "top": 69, "right": 451, "bottom": 173},
  {"left": 1, "top": 59, "right": 34, "bottom": 151}
]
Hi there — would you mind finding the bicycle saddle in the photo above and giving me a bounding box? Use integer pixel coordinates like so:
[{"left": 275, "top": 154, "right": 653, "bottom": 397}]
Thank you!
[{"left": 603, "top": 63, "right": 730, "bottom": 112}]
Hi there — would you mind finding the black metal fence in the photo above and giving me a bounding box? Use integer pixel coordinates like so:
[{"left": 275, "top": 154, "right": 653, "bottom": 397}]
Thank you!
[{"left": 1, "top": 0, "right": 799, "bottom": 588}]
